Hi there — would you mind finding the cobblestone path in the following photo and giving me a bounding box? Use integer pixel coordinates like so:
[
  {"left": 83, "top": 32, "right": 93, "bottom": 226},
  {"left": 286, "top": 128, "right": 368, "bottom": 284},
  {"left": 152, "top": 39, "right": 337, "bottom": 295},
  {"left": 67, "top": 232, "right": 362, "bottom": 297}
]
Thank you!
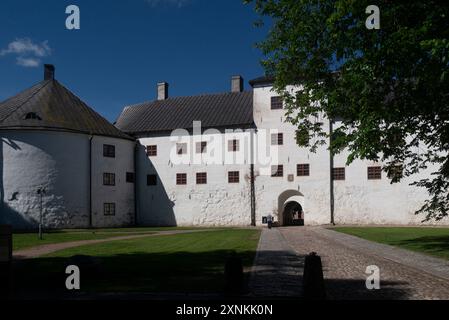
[{"left": 250, "top": 226, "right": 449, "bottom": 300}]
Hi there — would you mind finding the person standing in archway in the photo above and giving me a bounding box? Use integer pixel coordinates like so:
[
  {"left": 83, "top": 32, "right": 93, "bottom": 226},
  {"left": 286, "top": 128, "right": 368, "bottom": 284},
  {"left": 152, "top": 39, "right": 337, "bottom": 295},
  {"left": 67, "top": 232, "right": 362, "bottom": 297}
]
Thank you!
[{"left": 267, "top": 214, "right": 273, "bottom": 229}]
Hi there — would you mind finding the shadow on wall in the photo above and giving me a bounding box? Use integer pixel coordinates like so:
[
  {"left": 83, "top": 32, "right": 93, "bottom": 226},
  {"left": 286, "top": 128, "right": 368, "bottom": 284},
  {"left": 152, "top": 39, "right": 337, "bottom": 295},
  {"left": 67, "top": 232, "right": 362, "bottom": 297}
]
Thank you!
[
  {"left": 0, "top": 138, "right": 35, "bottom": 229},
  {"left": 136, "top": 143, "right": 176, "bottom": 226}
]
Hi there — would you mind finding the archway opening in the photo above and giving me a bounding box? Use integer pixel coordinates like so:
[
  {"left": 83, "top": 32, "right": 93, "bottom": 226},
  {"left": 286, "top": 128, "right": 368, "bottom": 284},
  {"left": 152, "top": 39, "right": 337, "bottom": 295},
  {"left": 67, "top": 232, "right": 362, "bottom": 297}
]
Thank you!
[{"left": 277, "top": 190, "right": 304, "bottom": 226}]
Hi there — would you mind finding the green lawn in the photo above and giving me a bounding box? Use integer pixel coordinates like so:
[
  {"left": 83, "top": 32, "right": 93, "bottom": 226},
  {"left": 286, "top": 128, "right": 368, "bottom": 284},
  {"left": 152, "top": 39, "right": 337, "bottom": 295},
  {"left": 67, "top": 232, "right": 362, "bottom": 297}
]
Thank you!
[
  {"left": 13, "top": 229, "right": 260, "bottom": 295},
  {"left": 332, "top": 227, "right": 449, "bottom": 260},
  {"left": 13, "top": 227, "right": 211, "bottom": 251}
]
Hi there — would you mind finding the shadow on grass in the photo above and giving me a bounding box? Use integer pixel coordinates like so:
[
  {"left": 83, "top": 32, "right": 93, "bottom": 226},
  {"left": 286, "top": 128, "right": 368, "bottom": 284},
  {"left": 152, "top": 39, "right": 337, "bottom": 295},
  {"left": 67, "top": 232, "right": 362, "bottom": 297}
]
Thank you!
[
  {"left": 393, "top": 235, "right": 449, "bottom": 259},
  {"left": 11, "top": 250, "right": 255, "bottom": 299},
  {"left": 9, "top": 250, "right": 412, "bottom": 300}
]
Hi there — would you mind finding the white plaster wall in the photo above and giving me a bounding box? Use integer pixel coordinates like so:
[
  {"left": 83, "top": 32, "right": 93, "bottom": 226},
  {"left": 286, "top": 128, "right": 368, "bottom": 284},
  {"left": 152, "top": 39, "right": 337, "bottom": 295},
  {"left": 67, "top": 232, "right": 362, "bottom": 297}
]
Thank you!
[
  {"left": 136, "top": 130, "right": 253, "bottom": 226},
  {"left": 254, "top": 83, "right": 449, "bottom": 226},
  {"left": 253, "top": 85, "right": 331, "bottom": 226},
  {"left": 91, "top": 136, "right": 135, "bottom": 228},
  {"left": 0, "top": 130, "right": 90, "bottom": 229}
]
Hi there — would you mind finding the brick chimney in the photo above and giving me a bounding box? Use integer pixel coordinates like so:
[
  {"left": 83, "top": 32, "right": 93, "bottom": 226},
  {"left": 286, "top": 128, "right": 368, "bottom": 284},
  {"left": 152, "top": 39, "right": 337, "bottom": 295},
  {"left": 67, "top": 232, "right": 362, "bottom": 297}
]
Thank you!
[
  {"left": 44, "top": 64, "right": 55, "bottom": 80},
  {"left": 231, "top": 75, "right": 243, "bottom": 93},
  {"left": 157, "top": 82, "right": 169, "bottom": 100}
]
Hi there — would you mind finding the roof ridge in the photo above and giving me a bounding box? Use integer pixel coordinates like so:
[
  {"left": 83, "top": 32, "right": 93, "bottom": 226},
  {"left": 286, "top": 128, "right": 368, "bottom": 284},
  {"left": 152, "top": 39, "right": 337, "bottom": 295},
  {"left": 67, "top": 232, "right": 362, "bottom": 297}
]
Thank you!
[
  {"left": 0, "top": 80, "right": 51, "bottom": 123},
  {"left": 124, "top": 90, "right": 252, "bottom": 110}
]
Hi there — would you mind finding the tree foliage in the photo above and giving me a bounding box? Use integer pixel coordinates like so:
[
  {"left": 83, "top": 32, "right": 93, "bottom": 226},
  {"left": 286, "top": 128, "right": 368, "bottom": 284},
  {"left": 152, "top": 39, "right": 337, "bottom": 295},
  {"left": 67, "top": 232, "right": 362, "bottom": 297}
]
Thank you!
[{"left": 247, "top": 0, "right": 449, "bottom": 221}]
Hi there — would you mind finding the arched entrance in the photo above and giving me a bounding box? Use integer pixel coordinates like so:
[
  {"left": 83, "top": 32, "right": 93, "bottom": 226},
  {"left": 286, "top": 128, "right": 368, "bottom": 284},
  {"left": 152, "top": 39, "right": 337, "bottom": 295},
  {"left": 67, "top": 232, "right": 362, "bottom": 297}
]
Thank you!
[{"left": 278, "top": 190, "right": 305, "bottom": 226}]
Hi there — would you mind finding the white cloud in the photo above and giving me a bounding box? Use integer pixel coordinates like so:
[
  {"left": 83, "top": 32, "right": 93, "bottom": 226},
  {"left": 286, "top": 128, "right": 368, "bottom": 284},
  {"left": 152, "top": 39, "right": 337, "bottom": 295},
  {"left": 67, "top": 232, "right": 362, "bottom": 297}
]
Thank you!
[
  {"left": 16, "top": 57, "right": 40, "bottom": 67},
  {"left": 145, "top": 0, "right": 191, "bottom": 8},
  {"left": 0, "top": 38, "right": 51, "bottom": 68}
]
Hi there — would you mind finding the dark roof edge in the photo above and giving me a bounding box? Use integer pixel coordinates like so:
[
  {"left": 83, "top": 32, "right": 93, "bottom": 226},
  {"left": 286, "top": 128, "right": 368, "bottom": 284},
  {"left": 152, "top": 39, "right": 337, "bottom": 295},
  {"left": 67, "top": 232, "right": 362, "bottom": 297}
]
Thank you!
[
  {"left": 249, "top": 76, "right": 274, "bottom": 87},
  {"left": 0, "top": 126, "right": 136, "bottom": 141}
]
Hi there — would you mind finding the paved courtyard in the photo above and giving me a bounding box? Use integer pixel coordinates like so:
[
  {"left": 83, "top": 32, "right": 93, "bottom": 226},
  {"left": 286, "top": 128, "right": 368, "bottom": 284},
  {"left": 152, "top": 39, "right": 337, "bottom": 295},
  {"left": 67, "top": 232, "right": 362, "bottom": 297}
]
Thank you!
[{"left": 249, "top": 226, "right": 449, "bottom": 300}]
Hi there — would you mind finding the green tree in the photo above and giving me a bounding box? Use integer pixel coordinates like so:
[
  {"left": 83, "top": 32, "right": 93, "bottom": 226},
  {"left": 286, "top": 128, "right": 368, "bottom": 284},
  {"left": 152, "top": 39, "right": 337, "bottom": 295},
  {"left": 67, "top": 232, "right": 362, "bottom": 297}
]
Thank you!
[{"left": 247, "top": 0, "right": 449, "bottom": 221}]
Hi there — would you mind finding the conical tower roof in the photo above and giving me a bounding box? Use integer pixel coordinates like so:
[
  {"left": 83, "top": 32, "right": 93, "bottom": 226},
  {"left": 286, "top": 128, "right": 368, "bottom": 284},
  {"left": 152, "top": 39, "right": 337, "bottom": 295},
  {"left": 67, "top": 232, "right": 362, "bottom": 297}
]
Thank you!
[{"left": 0, "top": 65, "right": 132, "bottom": 140}]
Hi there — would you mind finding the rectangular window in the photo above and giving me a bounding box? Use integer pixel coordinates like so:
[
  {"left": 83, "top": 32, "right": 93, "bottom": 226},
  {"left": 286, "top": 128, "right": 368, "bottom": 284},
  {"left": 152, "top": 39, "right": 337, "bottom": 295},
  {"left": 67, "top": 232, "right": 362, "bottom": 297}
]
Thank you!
[
  {"left": 104, "top": 203, "right": 116, "bottom": 216},
  {"left": 297, "top": 164, "right": 310, "bottom": 176},
  {"left": 271, "top": 165, "right": 284, "bottom": 177},
  {"left": 196, "top": 141, "right": 207, "bottom": 154},
  {"left": 271, "top": 133, "right": 284, "bottom": 145},
  {"left": 103, "top": 144, "right": 115, "bottom": 158},
  {"left": 332, "top": 167, "right": 345, "bottom": 181},
  {"left": 103, "top": 173, "right": 115, "bottom": 186},
  {"left": 176, "top": 173, "right": 187, "bottom": 185},
  {"left": 228, "top": 171, "right": 240, "bottom": 183},
  {"left": 126, "top": 172, "right": 135, "bottom": 183},
  {"left": 388, "top": 165, "right": 403, "bottom": 181},
  {"left": 228, "top": 139, "right": 239, "bottom": 152},
  {"left": 368, "top": 166, "right": 382, "bottom": 180},
  {"left": 146, "top": 145, "right": 157, "bottom": 157},
  {"left": 271, "top": 96, "right": 283, "bottom": 110},
  {"left": 177, "top": 143, "right": 187, "bottom": 155},
  {"left": 196, "top": 172, "right": 207, "bottom": 184},
  {"left": 147, "top": 174, "right": 157, "bottom": 186}
]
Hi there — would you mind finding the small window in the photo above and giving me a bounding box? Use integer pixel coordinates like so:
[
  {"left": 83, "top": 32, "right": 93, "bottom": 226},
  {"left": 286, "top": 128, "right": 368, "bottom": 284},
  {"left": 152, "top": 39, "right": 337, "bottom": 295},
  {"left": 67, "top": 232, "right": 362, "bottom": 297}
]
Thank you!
[
  {"left": 177, "top": 143, "right": 187, "bottom": 155},
  {"left": 24, "top": 112, "right": 41, "bottom": 120},
  {"left": 271, "top": 165, "right": 284, "bottom": 177},
  {"left": 196, "top": 172, "right": 207, "bottom": 184},
  {"left": 176, "top": 173, "right": 187, "bottom": 185},
  {"left": 196, "top": 141, "right": 207, "bottom": 154},
  {"left": 228, "top": 171, "right": 240, "bottom": 183},
  {"left": 228, "top": 139, "right": 239, "bottom": 152},
  {"left": 104, "top": 203, "right": 116, "bottom": 216},
  {"left": 271, "top": 133, "right": 284, "bottom": 146},
  {"left": 147, "top": 174, "right": 157, "bottom": 186},
  {"left": 103, "top": 173, "right": 115, "bottom": 186},
  {"left": 103, "top": 144, "right": 115, "bottom": 158},
  {"left": 126, "top": 172, "right": 135, "bottom": 183},
  {"left": 368, "top": 166, "right": 382, "bottom": 180},
  {"left": 333, "top": 167, "right": 345, "bottom": 181},
  {"left": 388, "top": 165, "right": 403, "bottom": 181},
  {"left": 271, "top": 96, "right": 283, "bottom": 110},
  {"left": 146, "top": 145, "right": 157, "bottom": 157},
  {"left": 297, "top": 164, "right": 310, "bottom": 176}
]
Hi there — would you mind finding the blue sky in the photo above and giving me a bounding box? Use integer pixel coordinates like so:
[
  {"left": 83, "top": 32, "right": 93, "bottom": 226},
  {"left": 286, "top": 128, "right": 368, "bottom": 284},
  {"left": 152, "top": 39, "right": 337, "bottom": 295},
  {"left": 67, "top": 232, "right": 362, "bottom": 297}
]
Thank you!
[{"left": 0, "top": 0, "right": 269, "bottom": 122}]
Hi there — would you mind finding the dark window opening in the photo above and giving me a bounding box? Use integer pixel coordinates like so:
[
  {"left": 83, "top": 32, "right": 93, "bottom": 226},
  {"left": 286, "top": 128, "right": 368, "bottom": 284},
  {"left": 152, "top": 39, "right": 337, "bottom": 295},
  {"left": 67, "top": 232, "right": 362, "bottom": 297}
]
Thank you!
[
  {"left": 103, "top": 144, "right": 115, "bottom": 158},
  {"left": 176, "top": 173, "right": 187, "bottom": 185},
  {"left": 196, "top": 172, "right": 207, "bottom": 184},
  {"left": 147, "top": 174, "right": 157, "bottom": 186},
  {"left": 271, "top": 165, "right": 284, "bottom": 177},
  {"left": 368, "top": 166, "right": 382, "bottom": 180},
  {"left": 271, "top": 133, "right": 284, "bottom": 145},
  {"left": 228, "top": 139, "right": 239, "bottom": 152},
  {"left": 103, "top": 173, "right": 115, "bottom": 186},
  {"left": 146, "top": 145, "right": 157, "bottom": 157},
  {"left": 228, "top": 171, "right": 240, "bottom": 183},
  {"left": 297, "top": 164, "right": 310, "bottom": 176},
  {"left": 126, "top": 172, "right": 135, "bottom": 183},
  {"left": 196, "top": 141, "right": 207, "bottom": 154},
  {"left": 177, "top": 143, "right": 187, "bottom": 155},
  {"left": 104, "top": 203, "right": 116, "bottom": 216},
  {"left": 333, "top": 167, "right": 345, "bottom": 180},
  {"left": 271, "top": 96, "right": 283, "bottom": 110}
]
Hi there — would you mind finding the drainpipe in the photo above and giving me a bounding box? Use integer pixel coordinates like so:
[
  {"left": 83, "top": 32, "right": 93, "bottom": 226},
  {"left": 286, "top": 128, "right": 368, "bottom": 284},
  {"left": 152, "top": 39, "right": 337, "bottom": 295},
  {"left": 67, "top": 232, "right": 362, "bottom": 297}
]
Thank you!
[
  {"left": 88, "top": 135, "right": 93, "bottom": 228},
  {"left": 250, "top": 128, "right": 256, "bottom": 226},
  {"left": 329, "top": 119, "right": 335, "bottom": 225},
  {"left": 133, "top": 141, "right": 138, "bottom": 226}
]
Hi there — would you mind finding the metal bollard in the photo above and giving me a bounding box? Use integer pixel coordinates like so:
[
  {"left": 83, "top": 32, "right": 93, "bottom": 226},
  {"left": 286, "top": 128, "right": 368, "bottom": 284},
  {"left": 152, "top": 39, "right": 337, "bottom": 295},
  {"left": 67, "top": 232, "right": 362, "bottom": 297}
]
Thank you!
[
  {"left": 0, "top": 225, "right": 13, "bottom": 299},
  {"left": 303, "top": 251, "right": 326, "bottom": 299}
]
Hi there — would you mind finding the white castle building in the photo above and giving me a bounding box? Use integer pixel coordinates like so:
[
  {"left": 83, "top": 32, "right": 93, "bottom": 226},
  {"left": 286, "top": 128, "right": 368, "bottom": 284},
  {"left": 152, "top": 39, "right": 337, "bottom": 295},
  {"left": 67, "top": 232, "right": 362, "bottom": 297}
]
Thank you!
[{"left": 1, "top": 65, "right": 447, "bottom": 229}]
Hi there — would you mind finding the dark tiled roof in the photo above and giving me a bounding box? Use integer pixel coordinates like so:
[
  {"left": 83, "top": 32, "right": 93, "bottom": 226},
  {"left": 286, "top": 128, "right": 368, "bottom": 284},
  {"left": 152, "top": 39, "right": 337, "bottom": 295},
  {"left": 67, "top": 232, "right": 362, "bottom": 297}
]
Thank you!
[
  {"left": 249, "top": 76, "right": 274, "bottom": 87},
  {"left": 0, "top": 79, "right": 133, "bottom": 140},
  {"left": 116, "top": 91, "right": 254, "bottom": 134}
]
